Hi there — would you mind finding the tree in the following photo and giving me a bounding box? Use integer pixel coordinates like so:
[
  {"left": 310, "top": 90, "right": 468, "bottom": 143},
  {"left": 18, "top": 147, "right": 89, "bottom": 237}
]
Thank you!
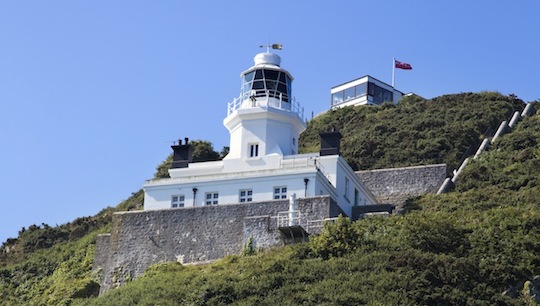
[
  {"left": 191, "top": 140, "right": 219, "bottom": 162},
  {"left": 153, "top": 140, "right": 220, "bottom": 179}
]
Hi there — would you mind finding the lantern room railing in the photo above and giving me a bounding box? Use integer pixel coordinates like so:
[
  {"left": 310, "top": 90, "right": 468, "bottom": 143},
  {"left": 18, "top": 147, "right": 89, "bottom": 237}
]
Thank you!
[{"left": 227, "top": 91, "right": 304, "bottom": 120}]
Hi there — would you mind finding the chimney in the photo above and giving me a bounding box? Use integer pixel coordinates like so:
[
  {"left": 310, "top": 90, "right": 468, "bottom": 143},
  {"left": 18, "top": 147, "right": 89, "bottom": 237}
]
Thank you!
[
  {"left": 171, "top": 137, "right": 193, "bottom": 169},
  {"left": 319, "top": 130, "right": 342, "bottom": 156}
]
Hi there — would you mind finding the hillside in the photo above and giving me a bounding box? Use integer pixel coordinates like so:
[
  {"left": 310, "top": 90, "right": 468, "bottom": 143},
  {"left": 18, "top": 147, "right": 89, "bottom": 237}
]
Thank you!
[
  {"left": 84, "top": 111, "right": 540, "bottom": 305},
  {"left": 0, "top": 92, "right": 536, "bottom": 305},
  {"left": 300, "top": 92, "right": 524, "bottom": 172}
]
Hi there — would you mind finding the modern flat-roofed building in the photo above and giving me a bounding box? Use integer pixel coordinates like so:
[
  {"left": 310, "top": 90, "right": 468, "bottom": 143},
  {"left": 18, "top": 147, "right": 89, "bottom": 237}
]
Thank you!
[{"left": 331, "top": 75, "right": 403, "bottom": 109}]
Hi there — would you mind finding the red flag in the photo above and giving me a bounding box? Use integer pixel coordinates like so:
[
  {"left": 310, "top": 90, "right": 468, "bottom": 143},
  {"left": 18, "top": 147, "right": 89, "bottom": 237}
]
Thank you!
[{"left": 395, "top": 60, "right": 412, "bottom": 70}]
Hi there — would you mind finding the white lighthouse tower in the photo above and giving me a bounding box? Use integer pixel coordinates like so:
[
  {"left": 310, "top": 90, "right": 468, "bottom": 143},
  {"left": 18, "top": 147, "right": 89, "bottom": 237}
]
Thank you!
[{"left": 223, "top": 49, "right": 305, "bottom": 162}]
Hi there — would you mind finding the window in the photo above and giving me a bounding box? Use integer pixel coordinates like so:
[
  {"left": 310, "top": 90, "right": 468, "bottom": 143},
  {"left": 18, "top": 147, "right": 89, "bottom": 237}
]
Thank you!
[
  {"left": 368, "top": 82, "right": 393, "bottom": 105},
  {"left": 264, "top": 69, "right": 279, "bottom": 80},
  {"left": 332, "top": 83, "right": 368, "bottom": 106},
  {"left": 240, "top": 68, "right": 290, "bottom": 103},
  {"left": 279, "top": 72, "right": 287, "bottom": 83},
  {"left": 171, "top": 195, "right": 185, "bottom": 208},
  {"left": 244, "top": 71, "right": 254, "bottom": 83},
  {"left": 273, "top": 186, "right": 287, "bottom": 199},
  {"left": 252, "top": 81, "right": 264, "bottom": 89},
  {"left": 254, "top": 69, "right": 263, "bottom": 79},
  {"left": 266, "top": 80, "right": 277, "bottom": 91},
  {"left": 344, "top": 87, "right": 355, "bottom": 101},
  {"left": 205, "top": 192, "right": 218, "bottom": 205},
  {"left": 354, "top": 189, "right": 359, "bottom": 206},
  {"left": 331, "top": 92, "right": 344, "bottom": 105},
  {"left": 239, "top": 189, "right": 253, "bottom": 203},
  {"left": 249, "top": 143, "right": 259, "bottom": 157},
  {"left": 355, "top": 83, "right": 367, "bottom": 97}
]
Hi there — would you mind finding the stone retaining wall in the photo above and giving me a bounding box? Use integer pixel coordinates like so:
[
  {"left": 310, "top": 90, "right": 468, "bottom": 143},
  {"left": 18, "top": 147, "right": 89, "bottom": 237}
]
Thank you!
[
  {"left": 95, "top": 196, "right": 338, "bottom": 294},
  {"left": 356, "top": 164, "right": 447, "bottom": 206}
]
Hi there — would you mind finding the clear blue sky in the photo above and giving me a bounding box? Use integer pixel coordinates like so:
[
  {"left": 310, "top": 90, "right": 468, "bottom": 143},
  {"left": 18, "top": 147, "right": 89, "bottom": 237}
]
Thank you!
[{"left": 1, "top": 1, "right": 539, "bottom": 243}]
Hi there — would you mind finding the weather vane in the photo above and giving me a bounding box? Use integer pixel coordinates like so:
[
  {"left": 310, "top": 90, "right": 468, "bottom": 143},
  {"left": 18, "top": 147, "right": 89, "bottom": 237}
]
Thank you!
[{"left": 259, "top": 43, "right": 283, "bottom": 52}]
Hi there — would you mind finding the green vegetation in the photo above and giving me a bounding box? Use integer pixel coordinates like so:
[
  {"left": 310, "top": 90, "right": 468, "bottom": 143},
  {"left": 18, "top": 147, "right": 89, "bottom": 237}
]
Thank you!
[
  {"left": 0, "top": 193, "right": 141, "bottom": 305},
  {"left": 153, "top": 139, "right": 224, "bottom": 179},
  {"left": 456, "top": 112, "right": 540, "bottom": 192},
  {"left": 1, "top": 92, "right": 539, "bottom": 305},
  {"left": 300, "top": 92, "right": 523, "bottom": 172},
  {"left": 0, "top": 140, "right": 220, "bottom": 305},
  {"left": 87, "top": 109, "right": 540, "bottom": 305}
]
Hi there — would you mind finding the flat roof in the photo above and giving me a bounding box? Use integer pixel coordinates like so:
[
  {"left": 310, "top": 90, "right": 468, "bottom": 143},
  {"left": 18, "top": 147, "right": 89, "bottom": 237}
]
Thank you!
[{"left": 331, "top": 75, "right": 404, "bottom": 95}]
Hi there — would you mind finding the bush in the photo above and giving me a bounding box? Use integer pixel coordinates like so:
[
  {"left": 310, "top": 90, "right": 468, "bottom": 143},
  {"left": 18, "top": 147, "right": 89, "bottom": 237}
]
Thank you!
[{"left": 309, "top": 215, "right": 361, "bottom": 259}]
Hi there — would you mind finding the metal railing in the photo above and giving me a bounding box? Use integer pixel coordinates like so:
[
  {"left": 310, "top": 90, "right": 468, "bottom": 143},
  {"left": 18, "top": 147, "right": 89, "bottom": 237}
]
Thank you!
[
  {"left": 277, "top": 211, "right": 340, "bottom": 235},
  {"left": 227, "top": 92, "right": 304, "bottom": 119},
  {"left": 279, "top": 156, "right": 332, "bottom": 182},
  {"left": 306, "top": 217, "right": 339, "bottom": 233},
  {"left": 277, "top": 210, "right": 307, "bottom": 228}
]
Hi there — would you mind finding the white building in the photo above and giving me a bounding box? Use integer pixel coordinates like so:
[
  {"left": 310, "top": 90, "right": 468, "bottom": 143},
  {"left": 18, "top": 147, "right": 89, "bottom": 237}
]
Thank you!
[
  {"left": 330, "top": 75, "right": 403, "bottom": 109},
  {"left": 143, "top": 50, "right": 377, "bottom": 217}
]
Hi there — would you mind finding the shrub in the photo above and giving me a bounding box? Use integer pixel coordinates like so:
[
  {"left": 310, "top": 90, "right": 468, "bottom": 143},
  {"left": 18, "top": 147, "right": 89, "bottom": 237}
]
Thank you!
[{"left": 309, "top": 215, "right": 360, "bottom": 259}]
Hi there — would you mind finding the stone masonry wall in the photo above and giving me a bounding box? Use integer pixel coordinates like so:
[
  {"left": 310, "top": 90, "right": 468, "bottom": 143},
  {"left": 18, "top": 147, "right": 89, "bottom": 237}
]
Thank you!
[
  {"left": 96, "top": 196, "right": 337, "bottom": 294},
  {"left": 93, "top": 234, "right": 111, "bottom": 281},
  {"left": 356, "top": 164, "right": 447, "bottom": 207}
]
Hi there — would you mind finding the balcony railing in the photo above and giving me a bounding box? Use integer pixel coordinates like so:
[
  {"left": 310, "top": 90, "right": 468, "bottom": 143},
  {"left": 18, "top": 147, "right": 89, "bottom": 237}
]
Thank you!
[
  {"left": 227, "top": 91, "right": 304, "bottom": 120},
  {"left": 277, "top": 210, "right": 307, "bottom": 228}
]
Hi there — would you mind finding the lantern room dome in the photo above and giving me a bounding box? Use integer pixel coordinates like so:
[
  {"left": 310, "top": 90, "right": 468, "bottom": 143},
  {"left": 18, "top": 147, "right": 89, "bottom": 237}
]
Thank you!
[{"left": 254, "top": 52, "right": 281, "bottom": 66}]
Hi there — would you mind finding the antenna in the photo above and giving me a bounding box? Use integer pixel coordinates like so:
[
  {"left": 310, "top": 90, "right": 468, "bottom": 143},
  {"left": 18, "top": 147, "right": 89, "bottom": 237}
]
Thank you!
[{"left": 259, "top": 43, "right": 283, "bottom": 52}]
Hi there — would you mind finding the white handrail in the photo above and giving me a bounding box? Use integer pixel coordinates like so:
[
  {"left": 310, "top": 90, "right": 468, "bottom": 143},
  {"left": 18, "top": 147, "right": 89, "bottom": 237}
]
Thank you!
[
  {"left": 277, "top": 210, "right": 307, "bottom": 228},
  {"left": 227, "top": 92, "right": 304, "bottom": 120}
]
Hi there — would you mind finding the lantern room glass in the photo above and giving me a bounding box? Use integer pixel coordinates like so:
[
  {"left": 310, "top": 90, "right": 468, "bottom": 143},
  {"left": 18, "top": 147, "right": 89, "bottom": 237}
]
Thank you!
[{"left": 241, "top": 68, "right": 291, "bottom": 103}]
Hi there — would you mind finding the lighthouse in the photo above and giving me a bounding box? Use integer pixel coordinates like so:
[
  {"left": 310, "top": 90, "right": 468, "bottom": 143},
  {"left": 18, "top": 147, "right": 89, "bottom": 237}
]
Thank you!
[
  {"left": 223, "top": 48, "right": 306, "bottom": 162},
  {"left": 96, "top": 47, "right": 391, "bottom": 292},
  {"left": 143, "top": 47, "right": 377, "bottom": 217}
]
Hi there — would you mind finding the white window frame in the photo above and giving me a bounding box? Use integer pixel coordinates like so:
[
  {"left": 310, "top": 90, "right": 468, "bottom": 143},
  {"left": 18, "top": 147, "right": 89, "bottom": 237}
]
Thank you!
[
  {"left": 171, "top": 194, "right": 185, "bottom": 208},
  {"left": 205, "top": 192, "right": 219, "bottom": 205},
  {"left": 239, "top": 189, "right": 253, "bottom": 203},
  {"left": 273, "top": 186, "right": 287, "bottom": 200}
]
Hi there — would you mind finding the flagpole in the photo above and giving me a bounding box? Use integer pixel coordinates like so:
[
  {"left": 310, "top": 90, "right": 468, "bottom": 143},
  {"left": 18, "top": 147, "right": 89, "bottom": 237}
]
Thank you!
[{"left": 392, "top": 57, "right": 395, "bottom": 88}]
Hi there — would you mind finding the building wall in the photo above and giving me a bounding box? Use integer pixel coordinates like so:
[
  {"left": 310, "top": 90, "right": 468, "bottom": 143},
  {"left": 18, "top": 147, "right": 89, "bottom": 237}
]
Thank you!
[
  {"left": 330, "top": 76, "right": 404, "bottom": 109},
  {"left": 144, "top": 154, "right": 374, "bottom": 211},
  {"left": 95, "top": 196, "right": 339, "bottom": 294},
  {"left": 317, "top": 155, "right": 378, "bottom": 216},
  {"left": 225, "top": 107, "right": 305, "bottom": 160},
  {"left": 393, "top": 90, "right": 403, "bottom": 105},
  {"left": 144, "top": 171, "right": 322, "bottom": 210},
  {"left": 356, "top": 164, "right": 447, "bottom": 207}
]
